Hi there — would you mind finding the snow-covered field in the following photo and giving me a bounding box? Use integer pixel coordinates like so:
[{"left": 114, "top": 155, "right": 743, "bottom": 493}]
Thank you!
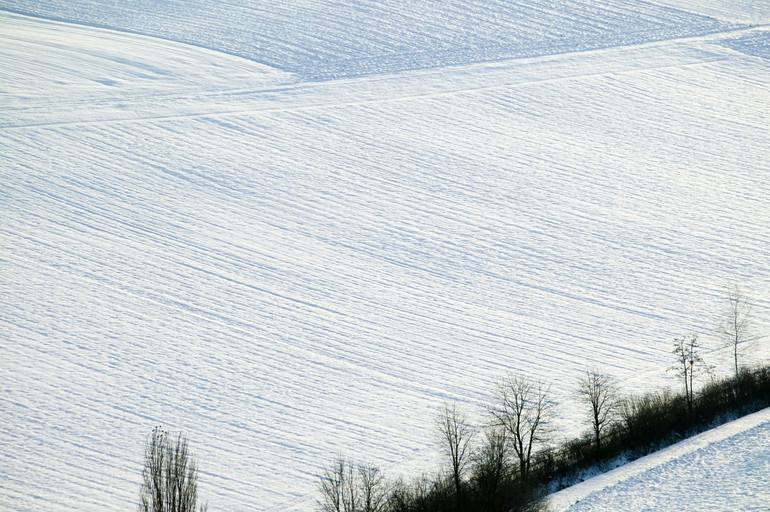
[
  {"left": 551, "top": 407, "right": 770, "bottom": 511},
  {"left": 0, "top": 0, "right": 742, "bottom": 80},
  {"left": 2, "top": 2, "right": 770, "bottom": 511}
]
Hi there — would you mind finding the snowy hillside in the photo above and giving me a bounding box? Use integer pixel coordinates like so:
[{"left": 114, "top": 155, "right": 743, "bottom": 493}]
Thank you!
[
  {"left": 551, "top": 407, "right": 770, "bottom": 511},
  {"left": 0, "top": 0, "right": 742, "bottom": 80},
  {"left": 654, "top": 1, "right": 770, "bottom": 24},
  {"left": 2, "top": 2, "right": 770, "bottom": 511}
]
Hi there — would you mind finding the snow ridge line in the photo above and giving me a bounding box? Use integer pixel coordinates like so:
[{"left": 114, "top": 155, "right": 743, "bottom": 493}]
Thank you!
[{"left": 0, "top": 55, "right": 734, "bottom": 131}]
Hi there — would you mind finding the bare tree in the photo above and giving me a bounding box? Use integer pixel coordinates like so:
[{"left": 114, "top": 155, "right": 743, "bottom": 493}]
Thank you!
[
  {"left": 488, "top": 374, "right": 553, "bottom": 479},
  {"left": 139, "top": 426, "right": 207, "bottom": 512},
  {"left": 436, "top": 403, "right": 475, "bottom": 506},
  {"left": 576, "top": 370, "right": 619, "bottom": 452},
  {"left": 723, "top": 284, "right": 752, "bottom": 378},
  {"left": 318, "top": 458, "right": 387, "bottom": 512},
  {"left": 472, "top": 427, "right": 510, "bottom": 510},
  {"left": 358, "top": 464, "right": 388, "bottom": 512},
  {"left": 671, "top": 334, "right": 706, "bottom": 414},
  {"left": 319, "top": 458, "right": 357, "bottom": 512}
]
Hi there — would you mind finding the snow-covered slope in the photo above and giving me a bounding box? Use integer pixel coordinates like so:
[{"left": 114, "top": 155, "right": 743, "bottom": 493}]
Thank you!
[
  {"left": 722, "top": 31, "right": 770, "bottom": 59},
  {"left": 0, "top": 0, "right": 741, "bottom": 80},
  {"left": 551, "top": 407, "right": 770, "bottom": 511},
  {"left": 2, "top": 3, "right": 770, "bottom": 512},
  {"left": 655, "top": 1, "right": 770, "bottom": 24}
]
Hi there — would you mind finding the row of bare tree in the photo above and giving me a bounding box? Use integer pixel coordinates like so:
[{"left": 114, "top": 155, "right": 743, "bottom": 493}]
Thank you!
[
  {"left": 435, "top": 371, "right": 616, "bottom": 493},
  {"left": 316, "top": 369, "right": 625, "bottom": 512},
  {"left": 130, "top": 286, "right": 756, "bottom": 512},
  {"left": 317, "top": 285, "right": 759, "bottom": 512}
]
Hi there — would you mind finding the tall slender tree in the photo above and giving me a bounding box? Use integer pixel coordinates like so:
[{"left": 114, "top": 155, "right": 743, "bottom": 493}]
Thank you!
[
  {"left": 723, "top": 284, "right": 752, "bottom": 378},
  {"left": 436, "top": 403, "right": 475, "bottom": 508}
]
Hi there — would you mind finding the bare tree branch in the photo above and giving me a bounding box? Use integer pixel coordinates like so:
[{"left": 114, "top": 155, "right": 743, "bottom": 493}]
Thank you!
[
  {"left": 318, "top": 458, "right": 353, "bottom": 512},
  {"left": 358, "top": 464, "right": 388, "bottom": 512},
  {"left": 318, "top": 458, "right": 387, "bottom": 512},
  {"left": 487, "top": 374, "right": 553, "bottom": 479}
]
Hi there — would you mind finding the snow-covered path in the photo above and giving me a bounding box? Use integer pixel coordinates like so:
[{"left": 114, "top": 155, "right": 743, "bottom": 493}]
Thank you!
[
  {"left": 551, "top": 407, "right": 770, "bottom": 511},
  {"left": 2, "top": 3, "right": 770, "bottom": 511}
]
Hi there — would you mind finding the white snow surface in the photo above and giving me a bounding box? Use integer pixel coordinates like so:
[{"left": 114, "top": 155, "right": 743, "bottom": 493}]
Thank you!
[
  {"left": 654, "top": 0, "right": 770, "bottom": 24},
  {"left": 0, "top": 0, "right": 743, "bottom": 80},
  {"left": 722, "top": 31, "right": 770, "bottom": 59},
  {"left": 551, "top": 407, "right": 770, "bottom": 511},
  {"left": 2, "top": 2, "right": 770, "bottom": 512}
]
